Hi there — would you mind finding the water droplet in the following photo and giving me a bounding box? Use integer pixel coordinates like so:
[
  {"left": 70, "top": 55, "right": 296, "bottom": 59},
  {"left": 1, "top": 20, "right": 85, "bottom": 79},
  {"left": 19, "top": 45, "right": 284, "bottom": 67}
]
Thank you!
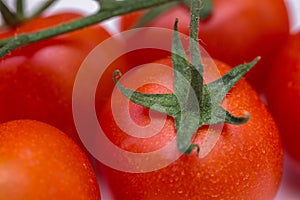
[{"left": 178, "top": 190, "right": 183, "bottom": 194}]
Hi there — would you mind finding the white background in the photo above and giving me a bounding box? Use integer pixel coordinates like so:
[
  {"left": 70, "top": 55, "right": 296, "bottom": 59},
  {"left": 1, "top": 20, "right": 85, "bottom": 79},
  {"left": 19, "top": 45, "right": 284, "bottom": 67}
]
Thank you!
[{"left": 2, "top": 0, "right": 300, "bottom": 199}]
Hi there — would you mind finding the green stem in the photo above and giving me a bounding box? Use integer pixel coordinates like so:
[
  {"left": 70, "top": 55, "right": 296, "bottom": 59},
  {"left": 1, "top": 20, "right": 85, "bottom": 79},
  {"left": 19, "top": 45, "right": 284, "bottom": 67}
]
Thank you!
[
  {"left": 189, "top": 0, "right": 203, "bottom": 105},
  {"left": 99, "top": 0, "right": 125, "bottom": 11},
  {"left": 16, "top": 0, "right": 24, "bottom": 19},
  {"left": 0, "top": 0, "right": 180, "bottom": 58},
  {"left": 0, "top": 0, "right": 22, "bottom": 26},
  {"left": 184, "top": 0, "right": 212, "bottom": 20}
]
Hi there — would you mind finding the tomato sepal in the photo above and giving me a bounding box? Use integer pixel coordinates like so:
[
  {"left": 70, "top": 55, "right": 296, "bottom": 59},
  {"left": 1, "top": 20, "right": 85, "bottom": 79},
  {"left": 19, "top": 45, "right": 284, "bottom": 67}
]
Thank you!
[{"left": 114, "top": 0, "right": 259, "bottom": 154}]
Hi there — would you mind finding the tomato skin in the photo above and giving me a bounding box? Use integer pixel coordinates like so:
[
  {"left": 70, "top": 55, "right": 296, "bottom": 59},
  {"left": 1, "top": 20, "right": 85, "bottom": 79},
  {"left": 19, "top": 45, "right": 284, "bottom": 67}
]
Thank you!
[
  {"left": 0, "top": 12, "right": 123, "bottom": 146},
  {"left": 120, "top": 0, "right": 290, "bottom": 90},
  {"left": 0, "top": 120, "right": 100, "bottom": 200},
  {"left": 97, "top": 58, "right": 283, "bottom": 199},
  {"left": 265, "top": 32, "right": 300, "bottom": 170}
]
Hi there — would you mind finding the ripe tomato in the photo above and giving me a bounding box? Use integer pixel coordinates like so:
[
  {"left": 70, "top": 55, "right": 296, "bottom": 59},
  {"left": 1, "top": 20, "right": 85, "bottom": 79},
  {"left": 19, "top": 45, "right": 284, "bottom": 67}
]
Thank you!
[
  {"left": 120, "top": 0, "right": 290, "bottom": 90},
  {"left": 96, "top": 57, "right": 283, "bottom": 199},
  {"left": 265, "top": 32, "right": 300, "bottom": 172},
  {"left": 0, "top": 12, "right": 125, "bottom": 147},
  {"left": 0, "top": 120, "right": 100, "bottom": 199}
]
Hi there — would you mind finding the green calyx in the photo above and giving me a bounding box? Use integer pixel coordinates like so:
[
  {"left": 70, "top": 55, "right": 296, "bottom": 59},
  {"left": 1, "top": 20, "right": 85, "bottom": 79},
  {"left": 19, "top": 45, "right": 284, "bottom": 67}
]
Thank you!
[
  {"left": 132, "top": 0, "right": 212, "bottom": 28},
  {"left": 114, "top": 0, "right": 260, "bottom": 154}
]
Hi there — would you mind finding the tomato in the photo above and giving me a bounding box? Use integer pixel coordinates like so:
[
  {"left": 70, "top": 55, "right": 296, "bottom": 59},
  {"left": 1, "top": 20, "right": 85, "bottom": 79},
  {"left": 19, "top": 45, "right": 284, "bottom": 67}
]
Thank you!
[
  {"left": 96, "top": 57, "right": 283, "bottom": 199},
  {"left": 0, "top": 12, "right": 125, "bottom": 147},
  {"left": 120, "top": 0, "right": 290, "bottom": 91},
  {"left": 265, "top": 32, "right": 300, "bottom": 172},
  {"left": 0, "top": 120, "right": 100, "bottom": 199}
]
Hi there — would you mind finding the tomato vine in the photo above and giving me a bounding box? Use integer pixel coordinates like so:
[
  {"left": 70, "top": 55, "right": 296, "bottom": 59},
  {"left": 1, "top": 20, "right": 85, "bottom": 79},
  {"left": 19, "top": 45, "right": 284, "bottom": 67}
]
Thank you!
[{"left": 0, "top": 0, "right": 181, "bottom": 58}]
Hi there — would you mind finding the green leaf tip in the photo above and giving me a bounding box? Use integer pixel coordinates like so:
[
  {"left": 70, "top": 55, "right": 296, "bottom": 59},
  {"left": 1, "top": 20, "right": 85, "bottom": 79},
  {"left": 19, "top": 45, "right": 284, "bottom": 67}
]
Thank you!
[{"left": 185, "top": 144, "right": 200, "bottom": 155}]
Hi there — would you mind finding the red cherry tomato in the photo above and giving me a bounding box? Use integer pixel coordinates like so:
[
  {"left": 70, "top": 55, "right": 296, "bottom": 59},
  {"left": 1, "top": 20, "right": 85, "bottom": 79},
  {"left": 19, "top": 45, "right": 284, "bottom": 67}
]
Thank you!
[
  {"left": 265, "top": 32, "right": 300, "bottom": 172},
  {"left": 0, "top": 120, "right": 100, "bottom": 199},
  {"left": 96, "top": 57, "right": 283, "bottom": 199},
  {"left": 0, "top": 12, "right": 126, "bottom": 147}
]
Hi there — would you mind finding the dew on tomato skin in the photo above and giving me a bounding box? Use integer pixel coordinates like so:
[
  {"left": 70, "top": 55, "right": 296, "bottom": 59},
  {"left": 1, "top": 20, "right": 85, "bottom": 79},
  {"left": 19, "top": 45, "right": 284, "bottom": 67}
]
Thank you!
[
  {"left": 82, "top": 163, "right": 88, "bottom": 170},
  {"left": 180, "top": 171, "right": 185, "bottom": 176},
  {"left": 243, "top": 174, "right": 250, "bottom": 181},
  {"left": 247, "top": 145, "right": 254, "bottom": 151},
  {"left": 174, "top": 177, "right": 179, "bottom": 182},
  {"left": 204, "top": 174, "right": 210, "bottom": 180},
  {"left": 224, "top": 178, "right": 228, "bottom": 184},
  {"left": 177, "top": 190, "right": 183, "bottom": 194},
  {"left": 240, "top": 154, "right": 248, "bottom": 160},
  {"left": 248, "top": 154, "right": 254, "bottom": 162},
  {"left": 19, "top": 148, "right": 34, "bottom": 159},
  {"left": 210, "top": 193, "right": 220, "bottom": 198},
  {"left": 171, "top": 165, "right": 177, "bottom": 172},
  {"left": 211, "top": 178, "right": 220, "bottom": 184}
]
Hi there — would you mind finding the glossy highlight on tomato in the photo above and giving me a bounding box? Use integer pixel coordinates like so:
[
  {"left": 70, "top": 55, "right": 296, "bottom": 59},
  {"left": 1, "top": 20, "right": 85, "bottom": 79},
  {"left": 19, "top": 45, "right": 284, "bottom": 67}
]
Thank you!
[
  {"left": 96, "top": 57, "right": 283, "bottom": 200},
  {"left": 0, "top": 120, "right": 100, "bottom": 199}
]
